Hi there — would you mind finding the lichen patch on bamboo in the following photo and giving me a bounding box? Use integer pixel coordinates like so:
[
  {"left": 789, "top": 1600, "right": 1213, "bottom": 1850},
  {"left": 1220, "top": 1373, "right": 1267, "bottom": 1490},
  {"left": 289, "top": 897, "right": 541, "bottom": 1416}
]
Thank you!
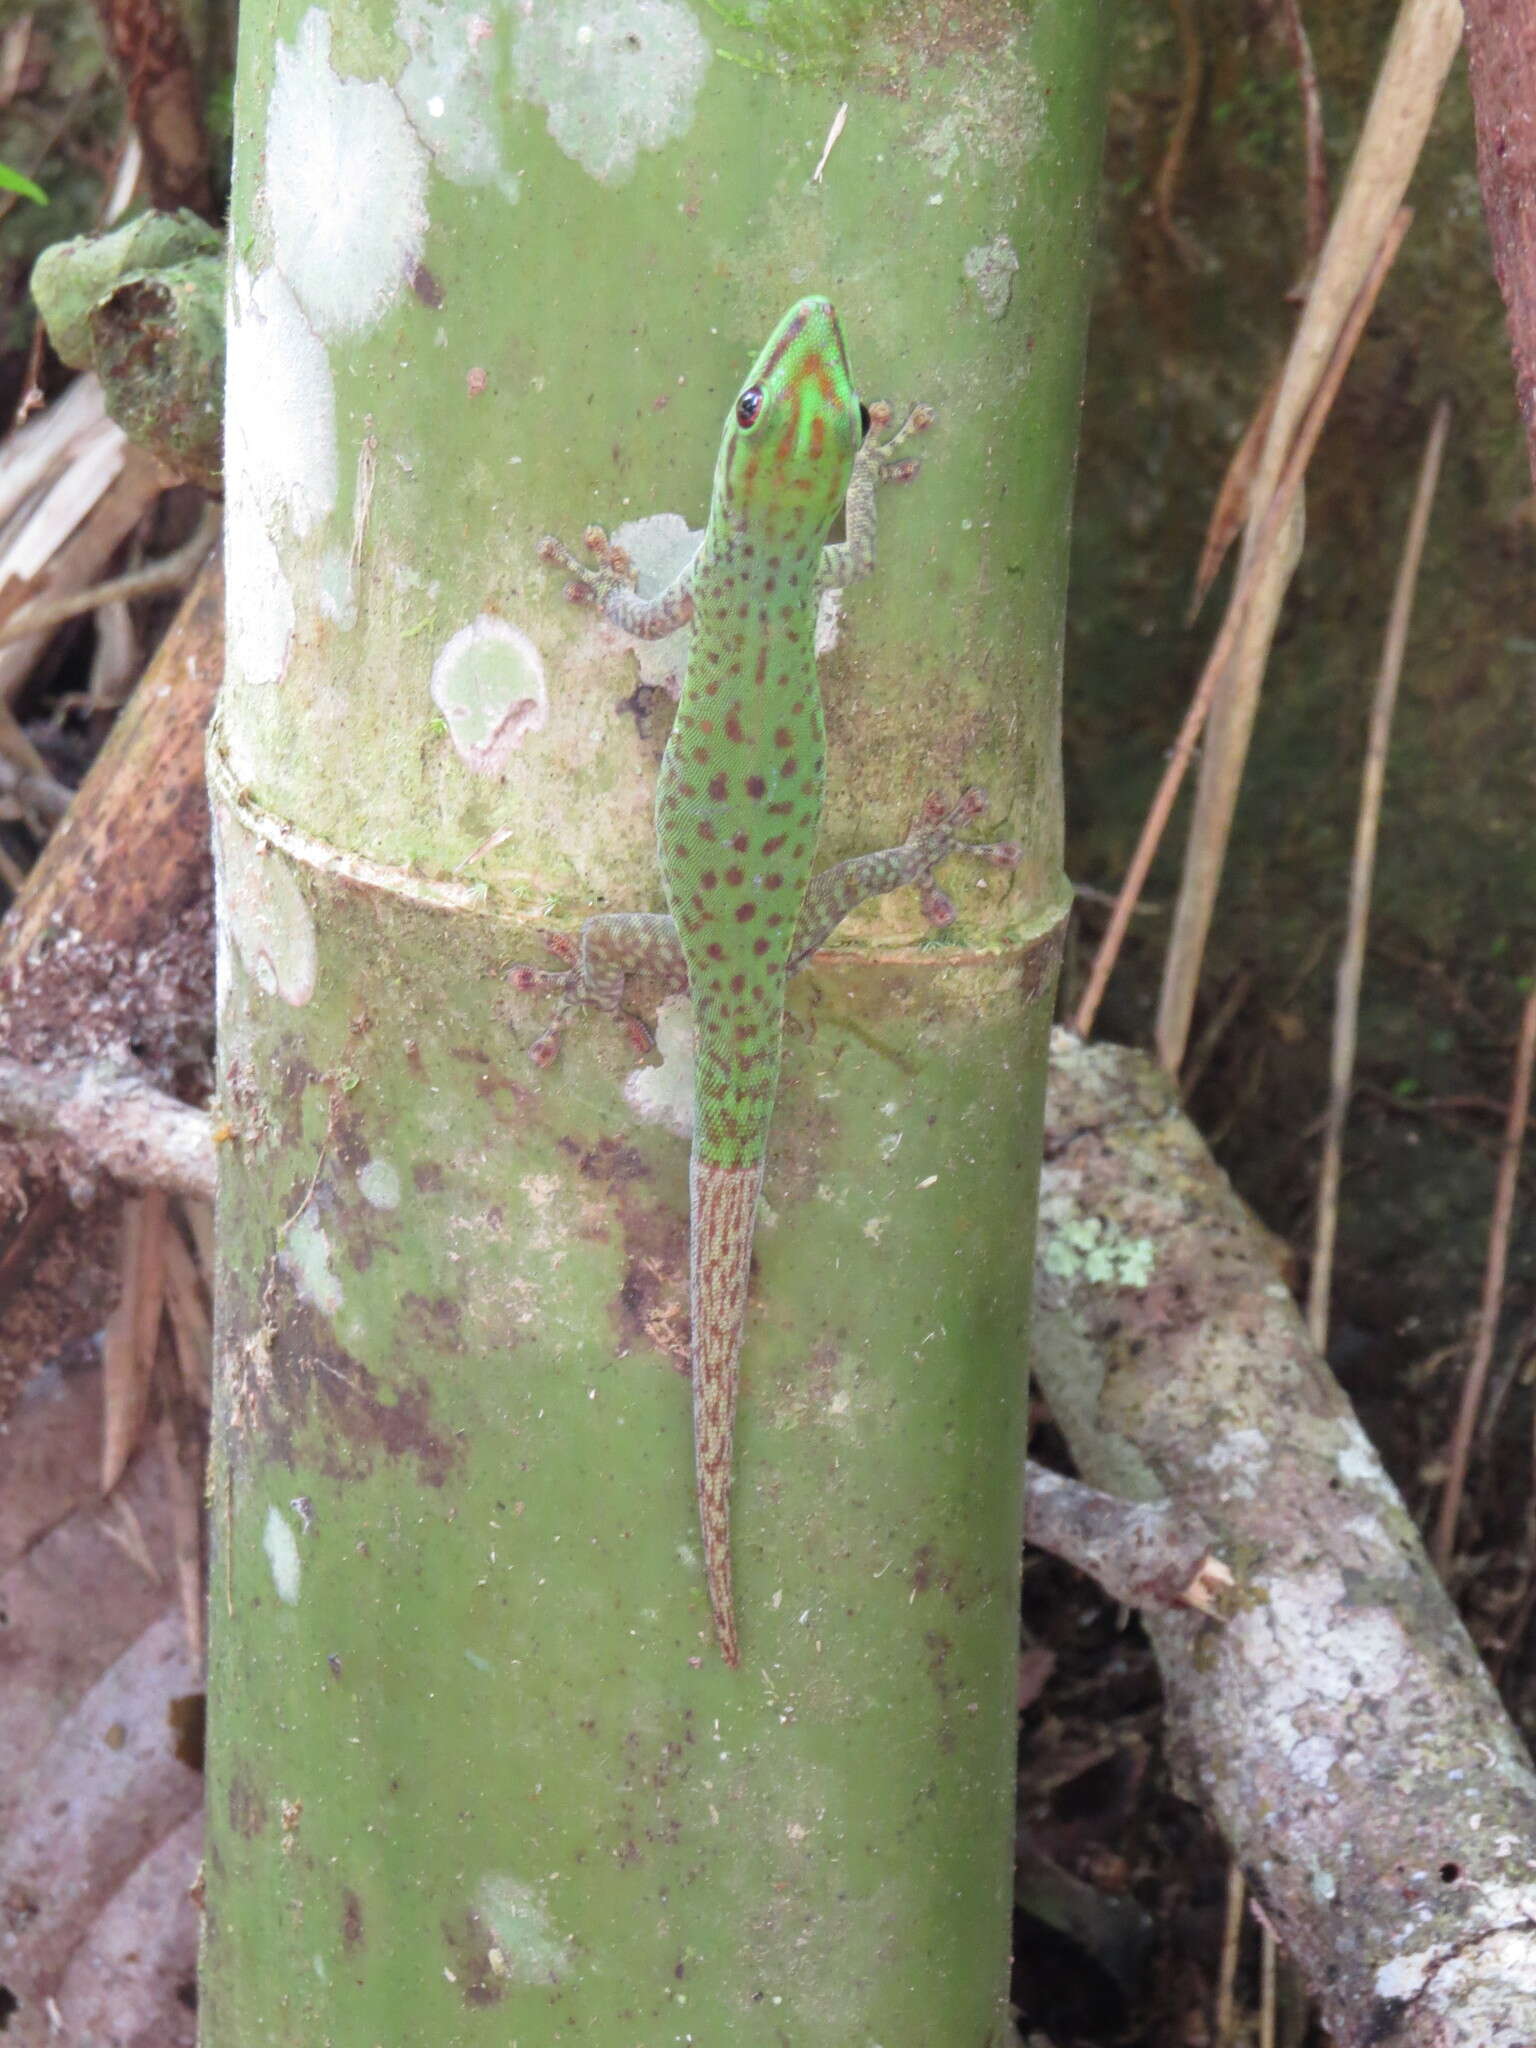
[
  {"left": 266, "top": 10, "right": 428, "bottom": 338},
  {"left": 431, "top": 617, "right": 548, "bottom": 774},
  {"left": 510, "top": 1, "right": 712, "bottom": 187},
  {"left": 214, "top": 805, "right": 318, "bottom": 1008},
  {"left": 281, "top": 1201, "right": 345, "bottom": 1318},
  {"left": 262, "top": 1504, "right": 302, "bottom": 1605},
  {"left": 395, "top": 0, "right": 520, "bottom": 202}
]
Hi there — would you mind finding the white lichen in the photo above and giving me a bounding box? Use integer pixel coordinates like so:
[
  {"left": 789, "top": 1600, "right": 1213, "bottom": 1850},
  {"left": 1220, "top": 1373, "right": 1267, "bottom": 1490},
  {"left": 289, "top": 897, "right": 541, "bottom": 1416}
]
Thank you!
[
  {"left": 281, "top": 1201, "right": 345, "bottom": 1317},
  {"left": 395, "top": 0, "right": 520, "bottom": 199},
  {"left": 474, "top": 1875, "right": 574, "bottom": 1983},
  {"left": 357, "top": 1158, "right": 402, "bottom": 1209},
  {"left": 263, "top": 1504, "right": 303, "bottom": 1605},
  {"left": 213, "top": 805, "right": 319, "bottom": 1007},
  {"left": 623, "top": 997, "right": 694, "bottom": 1137},
  {"left": 962, "top": 236, "right": 1021, "bottom": 319},
  {"left": 268, "top": 10, "right": 429, "bottom": 336},
  {"left": 511, "top": 0, "right": 711, "bottom": 185}
]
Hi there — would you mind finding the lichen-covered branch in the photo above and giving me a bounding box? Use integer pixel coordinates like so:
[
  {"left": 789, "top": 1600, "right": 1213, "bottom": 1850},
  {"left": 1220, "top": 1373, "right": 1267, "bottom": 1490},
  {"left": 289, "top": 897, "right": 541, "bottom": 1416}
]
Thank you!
[{"left": 1035, "top": 1031, "right": 1536, "bottom": 2048}]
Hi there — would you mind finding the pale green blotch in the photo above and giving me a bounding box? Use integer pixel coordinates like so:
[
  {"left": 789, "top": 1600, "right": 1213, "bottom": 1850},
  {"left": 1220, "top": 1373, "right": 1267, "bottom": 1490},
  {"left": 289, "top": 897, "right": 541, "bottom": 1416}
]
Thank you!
[
  {"left": 914, "top": 43, "right": 1044, "bottom": 182},
  {"left": 511, "top": 0, "right": 711, "bottom": 185},
  {"left": 213, "top": 805, "right": 318, "bottom": 1007},
  {"left": 1040, "top": 1200, "right": 1156, "bottom": 1289},
  {"left": 474, "top": 1876, "right": 574, "bottom": 1983},
  {"left": 962, "top": 236, "right": 1021, "bottom": 320},
  {"left": 268, "top": 9, "right": 428, "bottom": 337},
  {"left": 395, "top": 0, "right": 519, "bottom": 200},
  {"left": 282, "top": 1201, "right": 345, "bottom": 1317},
  {"left": 263, "top": 1504, "right": 303, "bottom": 1605},
  {"left": 431, "top": 616, "right": 548, "bottom": 776},
  {"left": 623, "top": 997, "right": 695, "bottom": 1139},
  {"left": 357, "top": 1157, "right": 402, "bottom": 1209}
]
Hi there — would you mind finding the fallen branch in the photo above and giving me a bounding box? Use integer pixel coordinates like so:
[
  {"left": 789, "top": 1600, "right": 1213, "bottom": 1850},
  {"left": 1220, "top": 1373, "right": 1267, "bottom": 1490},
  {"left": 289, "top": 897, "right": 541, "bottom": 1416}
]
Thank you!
[
  {"left": 1035, "top": 1031, "right": 1536, "bottom": 2047},
  {"left": 0, "top": 1055, "right": 215, "bottom": 1203}
]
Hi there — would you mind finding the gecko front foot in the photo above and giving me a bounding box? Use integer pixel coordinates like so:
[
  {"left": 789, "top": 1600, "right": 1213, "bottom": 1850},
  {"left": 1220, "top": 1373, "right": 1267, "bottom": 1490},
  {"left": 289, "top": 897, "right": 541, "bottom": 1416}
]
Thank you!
[
  {"left": 537, "top": 526, "right": 636, "bottom": 609},
  {"left": 861, "top": 399, "right": 935, "bottom": 485}
]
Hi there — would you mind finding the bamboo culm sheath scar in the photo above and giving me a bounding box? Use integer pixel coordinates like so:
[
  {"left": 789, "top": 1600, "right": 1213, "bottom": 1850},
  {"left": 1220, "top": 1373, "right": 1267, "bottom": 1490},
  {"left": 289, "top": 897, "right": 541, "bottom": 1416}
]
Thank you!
[{"left": 516, "top": 298, "right": 1019, "bottom": 1664}]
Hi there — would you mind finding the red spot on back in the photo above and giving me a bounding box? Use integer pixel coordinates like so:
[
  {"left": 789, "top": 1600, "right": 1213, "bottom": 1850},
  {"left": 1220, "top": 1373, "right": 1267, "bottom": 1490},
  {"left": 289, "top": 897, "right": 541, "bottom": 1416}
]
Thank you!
[
  {"left": 724, "top": 708, "right": 746, "bottom": 743},
  {"left": 725, "top": 866, "right": 744, "bottom": 886},
  {"left": 774, "top": 727, "right": 792, "bottom": 749},
  {"left": 763, "top": 833, "right": 786, "bottom": 853},
  {"left": 746, "top": 776, "right": 766, "bottom": 799},
  {"left": 708, "top": 773, "right": 728, "bottom": 801},
  {"left": 735, "top": 903, "right": 756, "bottom": 922}
]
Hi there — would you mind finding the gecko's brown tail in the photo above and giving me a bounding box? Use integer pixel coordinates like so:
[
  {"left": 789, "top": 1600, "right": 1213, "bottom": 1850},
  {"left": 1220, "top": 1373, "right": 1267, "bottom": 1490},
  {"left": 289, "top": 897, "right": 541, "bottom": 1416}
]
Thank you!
[{"left": 690, "top": 1153, "right": 765, "bottom": 1668}]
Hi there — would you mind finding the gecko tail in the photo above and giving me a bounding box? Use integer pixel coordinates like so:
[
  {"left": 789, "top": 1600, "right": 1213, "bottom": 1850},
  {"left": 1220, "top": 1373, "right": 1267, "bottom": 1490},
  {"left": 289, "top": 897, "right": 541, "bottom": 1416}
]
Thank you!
[{"left": 690, "top": 1152, "right": 766, "bottom": 1668}]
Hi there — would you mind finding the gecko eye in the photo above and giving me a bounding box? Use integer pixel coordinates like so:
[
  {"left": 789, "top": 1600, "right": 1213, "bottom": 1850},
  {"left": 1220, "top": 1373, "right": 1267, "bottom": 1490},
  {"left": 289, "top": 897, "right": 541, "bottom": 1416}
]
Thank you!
[
  {"left": 858, "top": 401, "right": 871, "bottom": 439},
  {"left": 735, "top": 386, "right": 764, "bottom": 429}
]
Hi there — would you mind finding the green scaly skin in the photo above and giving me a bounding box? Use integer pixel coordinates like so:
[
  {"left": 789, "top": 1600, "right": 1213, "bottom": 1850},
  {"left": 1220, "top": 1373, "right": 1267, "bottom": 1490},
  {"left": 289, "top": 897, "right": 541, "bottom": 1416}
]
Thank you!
[{"left": 519, "top": 299, "right": 1019, "bottom": 1665}]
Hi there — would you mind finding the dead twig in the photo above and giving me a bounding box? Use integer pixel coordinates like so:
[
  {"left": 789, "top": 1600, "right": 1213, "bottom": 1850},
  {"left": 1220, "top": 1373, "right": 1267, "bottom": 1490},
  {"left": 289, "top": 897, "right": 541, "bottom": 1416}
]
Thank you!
[
  {"left": 0, "top": 500, "right": 219, "bottom": 651},
  {"left": 1025, "top": 1461, "right": 1234, "bottom": 1614},
  {"left": 1154, "top": 0, "right": 1205, "bottom": 267},
  {"left": 1432, "top": 987, "right": 1536, "bottom": 1574},
  {"left": 1275, "top": 0, "right": 1330, "bottom": 270},
  {"left": 1307, "top": 399, "right": 1451, "bottom": 1351},
  {"left": 1153, "top": 0, "right": 1464, "bottom": 1074},
  {"left": 1072, "top": 207, "right": 1413, "bottom": 1043}
]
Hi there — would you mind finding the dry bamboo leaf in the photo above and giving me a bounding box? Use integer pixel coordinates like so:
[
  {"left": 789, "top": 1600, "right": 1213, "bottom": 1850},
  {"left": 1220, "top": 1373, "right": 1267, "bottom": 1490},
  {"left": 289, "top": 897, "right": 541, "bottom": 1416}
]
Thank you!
[
  {"left": 160, "top": 1213, "right": 210, "bottom": 1407},
  {"left": 101, "top": 1190, "right": 168, "bottom": 1492},
  {"left": 156, "top": 1402, "right": 204, "bottom": 1662}
]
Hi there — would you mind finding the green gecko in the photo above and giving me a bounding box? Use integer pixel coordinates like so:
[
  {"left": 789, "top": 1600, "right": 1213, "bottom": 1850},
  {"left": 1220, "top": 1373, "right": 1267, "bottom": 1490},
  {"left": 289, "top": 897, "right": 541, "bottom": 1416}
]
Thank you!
[{"left": 517, "top": 298, "right": 1018, "bottom": 1666}]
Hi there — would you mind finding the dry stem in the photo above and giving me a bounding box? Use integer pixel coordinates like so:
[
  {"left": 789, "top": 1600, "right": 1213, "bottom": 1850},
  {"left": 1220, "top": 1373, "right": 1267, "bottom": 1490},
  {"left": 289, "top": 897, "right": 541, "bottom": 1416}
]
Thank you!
[{"left": 1306, "top": 398, "right": 1451, "bottom": 1349}]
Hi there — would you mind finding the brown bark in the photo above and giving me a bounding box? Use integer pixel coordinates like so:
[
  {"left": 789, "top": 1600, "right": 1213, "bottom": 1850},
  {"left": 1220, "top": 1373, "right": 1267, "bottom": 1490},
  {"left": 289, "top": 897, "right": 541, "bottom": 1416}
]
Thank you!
[{"left": 1462, "top": 0, "right": 1536, "bottom": 485}]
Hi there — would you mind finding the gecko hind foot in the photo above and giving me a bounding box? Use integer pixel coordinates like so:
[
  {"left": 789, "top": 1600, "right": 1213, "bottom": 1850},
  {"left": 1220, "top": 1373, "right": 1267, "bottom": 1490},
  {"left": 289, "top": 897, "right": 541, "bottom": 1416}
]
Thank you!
[{"left": 909, "top": 788, "right": 1022, "bottom": 927}]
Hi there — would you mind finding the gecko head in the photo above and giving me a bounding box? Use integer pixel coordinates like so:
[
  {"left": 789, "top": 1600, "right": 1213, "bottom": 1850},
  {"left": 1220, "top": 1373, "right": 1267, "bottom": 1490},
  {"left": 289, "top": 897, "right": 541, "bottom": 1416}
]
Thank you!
[{"left": 713, "top": 297, "right": 864, "bottom": 542}]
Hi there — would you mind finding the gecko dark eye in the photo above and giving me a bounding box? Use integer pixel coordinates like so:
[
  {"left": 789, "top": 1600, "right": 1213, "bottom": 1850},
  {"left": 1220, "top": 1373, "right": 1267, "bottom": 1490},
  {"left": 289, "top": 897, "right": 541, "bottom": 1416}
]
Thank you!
[
  {"left": 858, "top": 401, "right": 871, "bottom": 439},
  {"left": 735, "top": 386, "right": 764, "bottom": 429}
]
